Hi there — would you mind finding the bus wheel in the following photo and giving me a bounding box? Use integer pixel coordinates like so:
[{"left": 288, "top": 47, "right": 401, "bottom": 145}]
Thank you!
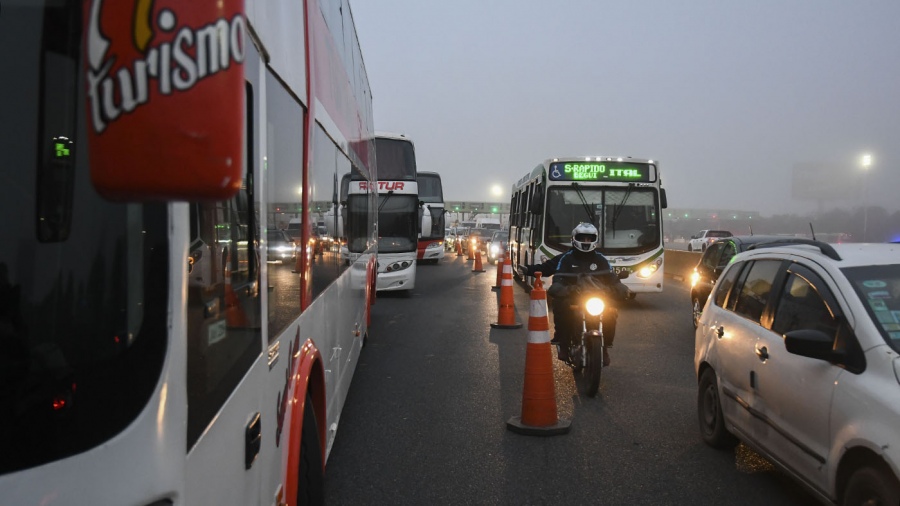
[{"left": 298, "top": 393, "right": 324, "bottom": 506}]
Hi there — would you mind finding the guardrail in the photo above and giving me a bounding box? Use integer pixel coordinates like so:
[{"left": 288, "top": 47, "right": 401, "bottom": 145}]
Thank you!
[{"left": 664, "top": 249, "right": 700, "bottom": 283}]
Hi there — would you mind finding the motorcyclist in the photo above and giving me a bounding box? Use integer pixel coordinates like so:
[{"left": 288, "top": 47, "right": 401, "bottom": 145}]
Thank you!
[{"left": 520, "top": 223, "right": 630, "bottom": 365}]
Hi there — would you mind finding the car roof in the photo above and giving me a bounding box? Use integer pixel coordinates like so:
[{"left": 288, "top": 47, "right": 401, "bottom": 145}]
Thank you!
[
  {"left": 736, "top": 241, "right": 899, "bottom": 268},
  {"left": 711, "top": 235, "right": 793, "bottom": 250}
]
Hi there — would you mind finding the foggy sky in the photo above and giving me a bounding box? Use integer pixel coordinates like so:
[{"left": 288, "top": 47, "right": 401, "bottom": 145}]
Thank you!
[{"left": 350, "top": 0, "right": 900, "bottom": 216}]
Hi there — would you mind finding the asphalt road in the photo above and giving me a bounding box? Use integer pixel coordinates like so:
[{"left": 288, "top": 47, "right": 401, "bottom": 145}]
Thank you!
[{"left": 322, "top": 253, "right": 819, "bottom": 505}]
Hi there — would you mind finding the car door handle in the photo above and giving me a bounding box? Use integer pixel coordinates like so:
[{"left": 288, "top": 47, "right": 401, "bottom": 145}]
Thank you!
[
  {"left": 756, "top": 346, "right": 769, "bottom": 361},
  {"left": 716, "top": 326, "right": 724, "bottom": 338}
]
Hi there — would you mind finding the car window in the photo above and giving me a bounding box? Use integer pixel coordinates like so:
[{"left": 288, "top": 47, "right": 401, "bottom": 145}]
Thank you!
[
  {"left": 771, "top": 267, "right": 839, "bottom": 338},
  {"left": 718, "top": 242, "right": 737, "bottom": 269},
  {"left": 701, "top": 242, "right": 725, "bottom": 270},
  {"left": 714, "top": 261, "right": 743, "bottom": 308},
  {"left": 708, "top": 231, "right": 732, "bottom": 238},
  {"left": 732, "top": 260, "right": 783, "bottom": 324}
]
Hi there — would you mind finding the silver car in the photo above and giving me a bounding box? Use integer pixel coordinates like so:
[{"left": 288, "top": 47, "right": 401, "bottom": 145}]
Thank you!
[{"left": 695, "top": 239, "right": 900, "bottom": 505}]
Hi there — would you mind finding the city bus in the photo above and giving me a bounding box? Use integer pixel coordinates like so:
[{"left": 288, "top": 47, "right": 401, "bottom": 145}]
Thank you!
[
  {"left": 373, "top": 133, "right": 419, "bottom": 291},
  {"left": 417, "top": 171, "right": 446, "bottom": 264},
  {"left": 509, "top": 157, "right": 668, "bottom": 294},
  {"left": 0, "top": 1, "right": 377, "bottom": 504}
]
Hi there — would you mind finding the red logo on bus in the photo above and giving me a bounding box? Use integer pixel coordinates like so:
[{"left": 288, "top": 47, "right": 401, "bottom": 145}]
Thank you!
[
  {"left": 84, "top": 0, "right": 246, "bottom": 200},
  {"left": 359, "top": 181, "right": 405, "bottom": 191}
]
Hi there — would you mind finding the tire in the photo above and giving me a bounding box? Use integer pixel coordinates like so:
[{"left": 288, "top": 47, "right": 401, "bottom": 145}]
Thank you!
[
  {"left": 298, "top": 393, "right": 324, "bottom": 506},
  {"left": 692, "top": 297, "right": 702, "bottom": 329},
  {"left": 586, "top": 335, "right": 603, "bottom": 398},
  {"left": 701, "top": 244, "right": 707, "bottom": 252},
  {"left": 697, "top": 368, "right": 737, "bottom": 448},
  {"left": 687, "top": 244, "right": 693, "bottom": 252},
  {"left": 843, "top": 465, "right": 900, "bottom": 506}
]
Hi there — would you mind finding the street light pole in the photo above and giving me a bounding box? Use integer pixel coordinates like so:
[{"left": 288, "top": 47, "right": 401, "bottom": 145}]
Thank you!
[{"left": 862, "top": 154, "right": 871, "bottom": 242}]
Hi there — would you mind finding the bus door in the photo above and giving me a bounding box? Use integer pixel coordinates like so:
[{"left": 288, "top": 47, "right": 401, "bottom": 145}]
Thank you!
[{"left": 184, "top": 40, "right": 264, "bottom": 506}]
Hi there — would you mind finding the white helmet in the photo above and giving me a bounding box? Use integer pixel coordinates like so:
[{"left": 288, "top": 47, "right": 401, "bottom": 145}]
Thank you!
[{"left": 572, "top": 222, "right": 599, "bottom": 252}]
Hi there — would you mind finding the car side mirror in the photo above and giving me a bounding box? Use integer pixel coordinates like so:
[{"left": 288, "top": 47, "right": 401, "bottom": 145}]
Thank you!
[{"left": 784, "top": 329, "right": 841, "bottom": 362}]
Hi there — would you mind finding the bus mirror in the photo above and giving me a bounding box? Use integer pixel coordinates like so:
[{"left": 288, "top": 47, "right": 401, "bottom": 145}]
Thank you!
[
  {"left": 84, "top": 1, "right": 247, "bottom": 201},
  {"left": 660, "top": 188, "right": 668, "bottom": 209}
]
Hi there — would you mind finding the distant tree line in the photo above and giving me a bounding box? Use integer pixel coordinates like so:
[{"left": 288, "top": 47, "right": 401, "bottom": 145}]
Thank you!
[{"left": 663, "top": 206, "right": 900, "bottom": 243}]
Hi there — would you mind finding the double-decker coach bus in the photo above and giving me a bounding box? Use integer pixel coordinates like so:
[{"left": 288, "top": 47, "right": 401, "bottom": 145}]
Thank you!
[
  {"left": 0, "top": 1, "right": 378, "bottom": 504},
  {"left": 417, "top": 171, "right": 446, "bottom": 264},
  {"left": 510, "top": 157, "right": 668, "bottom": 294},
  {"left": 373, "top": 133, "right": 419, "bottom": 291}
]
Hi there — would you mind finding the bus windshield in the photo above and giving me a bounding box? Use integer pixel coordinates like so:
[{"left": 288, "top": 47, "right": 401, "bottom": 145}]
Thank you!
[
  {"left": 374, "top": 138, "right": 416, "bottom": 181},
  {"left": 545, "top": 186, "right": 660, "bottom": 255},
  {"left": 377, "top": 194, "right": 418, "bottom": 252}
]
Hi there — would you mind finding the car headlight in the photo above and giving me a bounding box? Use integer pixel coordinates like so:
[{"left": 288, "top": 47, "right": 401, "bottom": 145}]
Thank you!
[
  {"left": 490, "top": 244, "right": 500, "bottom": 254},
  {"left": 272, "top": 245, "right": 293, "bottom": 253},
  {"left": 585, "top": 297, "right": 605, "bottom": 316},
  {"left": 690, "top": 270, "right": 700, "bottom": 287}
]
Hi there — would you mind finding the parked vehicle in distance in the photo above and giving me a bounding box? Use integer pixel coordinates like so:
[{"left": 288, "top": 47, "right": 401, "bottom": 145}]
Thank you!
[
  {"left": 688, "top": 230, "right": 732, "bottom": 252},
  {"left": 267, "top": 229, "right": 297, "bottom": 265},
  {"left": 695, "top": 240, "right": 900, "bottom": 506},
  {"left": 690, "top": 235, "right": 784, "bottom": 328},
  {"left": 486, "top": 231, "right": 509, "bottom": 264},
  {"left": 446, "top": 227, "right": 467, "bottom": 252}
]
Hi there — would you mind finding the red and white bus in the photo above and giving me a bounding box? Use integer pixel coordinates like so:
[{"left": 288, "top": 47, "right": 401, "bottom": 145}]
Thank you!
[
  {"left": 417, "top": 171, "right": 446, "bottom": 264},
  {"left": 0, "top": 1, "right": 377, "bottom": 504},
  {"left": 373, "top": 133, "right": 419, "bottom": 291}
]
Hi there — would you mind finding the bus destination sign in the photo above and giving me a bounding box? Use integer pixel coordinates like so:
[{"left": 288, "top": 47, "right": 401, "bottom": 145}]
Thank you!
[{"left": 549, "top": 161, "right": 653, "bottom": 183}]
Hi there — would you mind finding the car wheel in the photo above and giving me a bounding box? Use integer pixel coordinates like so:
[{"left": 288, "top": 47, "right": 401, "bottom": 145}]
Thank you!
[
  {"left": 687, "top": 244, "right": 693, "bottom": 252},
  {"left": 842, "top": 465, "right": 900, "bottom": 506},
  {"left": 692, "top": 297, "right": 702, "bottom": 329},
  {"left": 697, "top": 368, "right": 737, "bottom": 449}
]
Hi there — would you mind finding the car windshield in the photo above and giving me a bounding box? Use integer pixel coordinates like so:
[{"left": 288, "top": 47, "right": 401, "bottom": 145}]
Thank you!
[
  {"left": 268, "top": 231, "right": 288, "bottom": 243},
  {"left": 843, "top": 263, "right": 900, "bottom": 353}
]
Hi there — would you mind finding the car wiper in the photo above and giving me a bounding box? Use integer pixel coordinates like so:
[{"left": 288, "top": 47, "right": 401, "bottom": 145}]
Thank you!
[{"left": 572, "top": 182, "right": 594, "bottom": 223}]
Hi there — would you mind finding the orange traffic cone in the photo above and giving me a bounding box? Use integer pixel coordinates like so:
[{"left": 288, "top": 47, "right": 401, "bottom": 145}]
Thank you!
[
  {"left": 467, "top": 243, "right": 474, "bottom": 261},
  {"left": 492, "top": 252, "right": 504, "bottom": 291},
  {"left": 472, "top": 248, "right": 485, "bottom": 273},
  {"left": 507, "top": 272, "right": 571, "bottom": 436},
  {"left": 491, "top": 255, "right": 522, "bottom": 329},
  {"left": 456, "top": 240, "right": 463, "bottom": 257}
]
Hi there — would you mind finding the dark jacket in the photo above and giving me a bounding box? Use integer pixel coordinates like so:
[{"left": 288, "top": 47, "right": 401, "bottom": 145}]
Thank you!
[{"left": 527, "top": 249, "right": 628, "bottom": 301}]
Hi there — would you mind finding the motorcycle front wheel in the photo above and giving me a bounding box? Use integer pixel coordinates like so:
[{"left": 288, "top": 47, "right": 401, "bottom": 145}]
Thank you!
[{"left": 585, "top": 334, "right": 604, "bottom": 397}]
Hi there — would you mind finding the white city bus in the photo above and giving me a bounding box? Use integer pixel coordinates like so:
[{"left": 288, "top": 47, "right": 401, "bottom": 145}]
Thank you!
[
  {"left": 373, "top": 133, "right": 419, "bottom": 291},
  {"left": 509, "top": 157, "right": 668, "bottom": 294},
  {"left": 417, "top": 171, "right": 446, "bottom": 264},
  {"left": 0, "top": 1, "right": 378, "bottom": 504}
]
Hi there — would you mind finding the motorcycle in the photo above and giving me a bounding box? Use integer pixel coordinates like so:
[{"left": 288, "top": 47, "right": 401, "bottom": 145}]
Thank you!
[{"left": 551, "top": 270, "right": 630, "bottom": 397}]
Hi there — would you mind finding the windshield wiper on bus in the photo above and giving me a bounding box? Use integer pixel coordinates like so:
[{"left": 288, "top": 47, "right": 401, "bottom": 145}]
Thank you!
[
  {"left": 378, "top": 191, "right": 393, "bottom": 213},
  {"left": 572, "top": 183, "right": 594, "bottom": 223},
  {"left": 610, "top": 183, "right": 634, "bottom": 238}
]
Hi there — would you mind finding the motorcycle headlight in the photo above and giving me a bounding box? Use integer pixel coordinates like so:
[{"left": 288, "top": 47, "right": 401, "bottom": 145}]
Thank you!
[{"left": 585, "top": 297, "right": 605, "bottom": 316}]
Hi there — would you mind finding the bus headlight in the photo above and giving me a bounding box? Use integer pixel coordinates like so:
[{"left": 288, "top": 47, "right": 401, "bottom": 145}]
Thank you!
[
  {"left": 385, "top": 260, "right": 413, "bottom": 272},
  {"left": 635, "top": 258, "right": 663, "bottom": 279},
  {"left": 585, "top": 297, "right": 605, "bottom": 316},
  {"left": 426, "top": 241, "right": 442, "bottom": 250}
]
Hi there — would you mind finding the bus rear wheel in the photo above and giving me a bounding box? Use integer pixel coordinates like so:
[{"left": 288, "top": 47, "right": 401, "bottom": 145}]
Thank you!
[{"left": 298, "top": 393, "right": 324, "bottom": 506}]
